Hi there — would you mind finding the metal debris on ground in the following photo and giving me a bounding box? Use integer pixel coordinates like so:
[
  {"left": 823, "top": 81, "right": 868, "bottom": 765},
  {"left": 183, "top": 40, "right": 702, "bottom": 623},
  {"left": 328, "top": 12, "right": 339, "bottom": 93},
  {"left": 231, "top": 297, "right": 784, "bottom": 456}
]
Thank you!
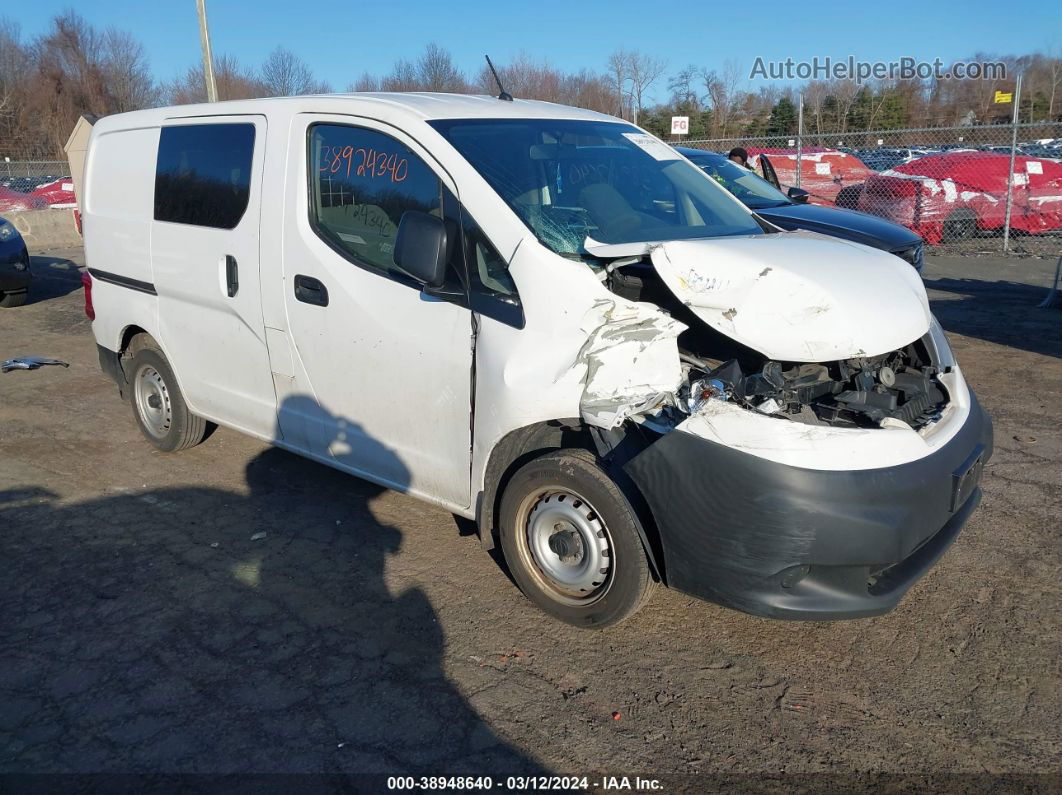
[{"left": 2, "top": 357, "right": 70, "bottom": 373}]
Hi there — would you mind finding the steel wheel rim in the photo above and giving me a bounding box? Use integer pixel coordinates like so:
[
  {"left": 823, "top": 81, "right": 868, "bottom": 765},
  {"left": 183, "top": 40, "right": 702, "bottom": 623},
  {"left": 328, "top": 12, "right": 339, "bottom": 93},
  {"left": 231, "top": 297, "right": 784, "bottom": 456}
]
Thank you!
[
  {"left": 518, "top": 488, "right": 613, "bottom": 606},
  {"left": 134, "top": 364, "right": 172, "bottom": 439}
]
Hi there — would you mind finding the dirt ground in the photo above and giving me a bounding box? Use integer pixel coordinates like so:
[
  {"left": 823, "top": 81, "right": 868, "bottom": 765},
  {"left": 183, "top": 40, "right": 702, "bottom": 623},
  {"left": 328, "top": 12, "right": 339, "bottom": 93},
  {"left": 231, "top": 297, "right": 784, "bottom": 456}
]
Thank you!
[{"left": 1, "top": 247, "right": 1059, "bottom": 790}]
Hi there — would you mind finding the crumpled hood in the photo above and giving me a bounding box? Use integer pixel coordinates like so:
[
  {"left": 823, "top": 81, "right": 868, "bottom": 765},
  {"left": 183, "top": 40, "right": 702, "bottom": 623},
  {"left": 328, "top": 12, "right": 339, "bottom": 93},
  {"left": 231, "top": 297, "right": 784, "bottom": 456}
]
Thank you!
[{"left": 649, "top": 232, "right": 931, "bottom": 361}]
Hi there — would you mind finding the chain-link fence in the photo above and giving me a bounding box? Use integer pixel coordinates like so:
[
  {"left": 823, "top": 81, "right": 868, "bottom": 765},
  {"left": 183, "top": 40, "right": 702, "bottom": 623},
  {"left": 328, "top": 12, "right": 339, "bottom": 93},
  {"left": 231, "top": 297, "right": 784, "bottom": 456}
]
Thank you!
[
  {"left": 1, "top": 145, "right": 72, "bottom": 212},
  {"left": 672, "top": 121, "right": 1062, "bottom": 258}
]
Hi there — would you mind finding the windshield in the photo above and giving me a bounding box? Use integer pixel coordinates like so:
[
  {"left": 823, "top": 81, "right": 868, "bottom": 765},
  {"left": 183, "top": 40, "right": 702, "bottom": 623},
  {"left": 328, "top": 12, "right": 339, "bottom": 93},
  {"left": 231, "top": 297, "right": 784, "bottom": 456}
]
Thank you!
[
  {"left": 687, "top": 155, "right": 791, "bottom": 210},
  {"left": 429, "top": 119, "right": 763, "bottom": 255}
]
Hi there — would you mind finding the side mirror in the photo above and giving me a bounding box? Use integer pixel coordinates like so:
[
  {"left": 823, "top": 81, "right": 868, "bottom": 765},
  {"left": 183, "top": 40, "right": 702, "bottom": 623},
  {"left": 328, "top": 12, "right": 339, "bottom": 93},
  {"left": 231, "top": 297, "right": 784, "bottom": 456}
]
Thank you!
[
  {"left": 787, "top": 186, "right": 810, "bottom": 204},
  {"left": 394, "top": 211, "right": 447, "bottom": 289}
]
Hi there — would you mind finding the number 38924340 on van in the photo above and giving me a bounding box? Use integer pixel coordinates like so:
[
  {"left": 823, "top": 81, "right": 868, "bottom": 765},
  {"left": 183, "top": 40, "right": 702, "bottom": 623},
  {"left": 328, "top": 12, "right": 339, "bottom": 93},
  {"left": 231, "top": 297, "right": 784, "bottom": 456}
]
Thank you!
[{"left": 80, "top": 92, "right": 992, "bottom": 628}]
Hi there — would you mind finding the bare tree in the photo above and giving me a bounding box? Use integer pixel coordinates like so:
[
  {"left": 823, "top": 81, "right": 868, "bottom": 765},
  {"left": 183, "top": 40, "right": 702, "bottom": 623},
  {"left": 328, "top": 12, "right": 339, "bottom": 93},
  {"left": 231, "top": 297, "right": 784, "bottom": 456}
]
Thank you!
[
  {"left": 347, "top": 72, "right": 380, "bottom": 92},
  {"left": 625, "top": 50, "right": 666, "bottom": 125},
  {"left": 606, "top": 48, "right": 632, "bottom": 119},
  {"left": 261, "top": 46, "right": 327, "bottom": 96},
  {"left": 701, "top": 59, "right": 741, "bottom": 137},
  {"left": 101, "top": 28, "right": 157, "bottom": 112},
  {"left": 381, "top": 59, "right": 419, "bottom": 92},
  {"left": 415, "top": 43, "right": 466, "bottom": 92}
]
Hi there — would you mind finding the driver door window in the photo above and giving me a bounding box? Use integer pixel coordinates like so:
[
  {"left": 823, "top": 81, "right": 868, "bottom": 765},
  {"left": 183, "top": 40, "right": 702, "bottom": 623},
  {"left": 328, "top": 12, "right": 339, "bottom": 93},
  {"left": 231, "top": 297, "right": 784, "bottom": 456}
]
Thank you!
[{"left": 309, "top": 124, "right": 442, "bottom": 278}]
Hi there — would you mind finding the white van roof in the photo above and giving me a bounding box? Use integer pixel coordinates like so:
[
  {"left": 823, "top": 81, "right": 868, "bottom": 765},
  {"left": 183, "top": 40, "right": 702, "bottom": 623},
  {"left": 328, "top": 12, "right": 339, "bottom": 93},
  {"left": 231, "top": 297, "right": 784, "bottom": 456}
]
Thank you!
[{"left": 92, "top": 92, "right": 621, "bottom": 131}]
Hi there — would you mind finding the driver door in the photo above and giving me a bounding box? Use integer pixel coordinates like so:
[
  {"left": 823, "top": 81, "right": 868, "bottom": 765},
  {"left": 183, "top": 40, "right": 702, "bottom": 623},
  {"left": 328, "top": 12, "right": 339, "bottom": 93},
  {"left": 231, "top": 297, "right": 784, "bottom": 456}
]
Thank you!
[{"left": 274, "top": 115, "right": 474, "bottom": 508}]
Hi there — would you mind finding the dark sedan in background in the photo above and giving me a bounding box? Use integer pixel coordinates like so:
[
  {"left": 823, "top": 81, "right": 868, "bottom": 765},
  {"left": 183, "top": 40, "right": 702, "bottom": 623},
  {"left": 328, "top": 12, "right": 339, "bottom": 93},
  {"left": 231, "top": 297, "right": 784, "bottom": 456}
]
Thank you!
[
  {"left": 0, "top": 215, "right": 32, "bottom": 307},
  {"left": 676, "top": 147, "right": 925, "bottom": 272}
]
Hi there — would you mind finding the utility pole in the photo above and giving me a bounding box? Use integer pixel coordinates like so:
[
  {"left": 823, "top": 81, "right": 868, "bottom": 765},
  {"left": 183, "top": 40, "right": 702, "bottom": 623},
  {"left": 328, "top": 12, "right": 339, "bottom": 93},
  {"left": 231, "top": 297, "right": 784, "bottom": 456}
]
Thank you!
[
  {"left": 1002, "top": 74, "right": 1022, "bottom": 254},
  {"left": 196, "top": 0, "right": 218, "bottom": 102}
]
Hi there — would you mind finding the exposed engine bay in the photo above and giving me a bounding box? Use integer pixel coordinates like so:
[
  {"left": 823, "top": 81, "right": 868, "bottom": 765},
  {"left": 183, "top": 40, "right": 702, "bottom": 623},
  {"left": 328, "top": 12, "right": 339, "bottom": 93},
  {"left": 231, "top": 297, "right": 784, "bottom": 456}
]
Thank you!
[
  {"left": 679, "top": 347, "right": 946, "bottom": 430},
  {"left": 597, "top": 255, "right": 949, "bottom": 432}
]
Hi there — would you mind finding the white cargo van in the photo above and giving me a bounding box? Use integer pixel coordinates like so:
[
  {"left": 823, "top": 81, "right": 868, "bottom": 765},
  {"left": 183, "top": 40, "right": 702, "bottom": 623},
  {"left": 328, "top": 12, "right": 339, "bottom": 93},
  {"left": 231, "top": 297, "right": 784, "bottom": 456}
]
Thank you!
[{"left": 82, "top": 93, "right": 992, "bottom": 628}]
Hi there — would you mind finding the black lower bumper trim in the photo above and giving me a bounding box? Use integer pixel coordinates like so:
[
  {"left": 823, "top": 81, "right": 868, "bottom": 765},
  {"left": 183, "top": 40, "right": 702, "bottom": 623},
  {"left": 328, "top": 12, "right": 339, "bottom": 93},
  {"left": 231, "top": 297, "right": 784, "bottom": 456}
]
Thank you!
[
  {"left": 624, "top": 392, "right": 993, "bottom": 620},
  {"left": 96, "top": 344, "right": 129, "bottom": 399}
]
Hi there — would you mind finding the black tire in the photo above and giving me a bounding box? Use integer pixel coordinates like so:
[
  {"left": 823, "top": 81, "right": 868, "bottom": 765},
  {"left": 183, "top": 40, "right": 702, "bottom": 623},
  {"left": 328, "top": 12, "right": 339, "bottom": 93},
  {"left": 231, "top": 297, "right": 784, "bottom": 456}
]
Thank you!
[
  {"left": 835, "top": 185, "right": 863, "bottom": 210},
  {"left": 942, "top": 208, "right": 977, "bottom": 242},
  {"left": 499, "top": 449, "right": 654, "bottom": 629},
  {"left": 0, "top": 290, "right": 27, "bottom": 308},
  {"left": 126, "top": 335, "right": 207, "bottom": 452}
]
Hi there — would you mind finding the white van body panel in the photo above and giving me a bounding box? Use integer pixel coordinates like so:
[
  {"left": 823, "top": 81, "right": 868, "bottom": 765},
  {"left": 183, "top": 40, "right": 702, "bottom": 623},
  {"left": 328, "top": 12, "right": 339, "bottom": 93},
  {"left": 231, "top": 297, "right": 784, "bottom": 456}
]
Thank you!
[
  {"left": 83, "top": 92, "right": 964, "bottom": 521},
  {"left": 150, "top": 114, "right": 277, "bottom": 439},
  {"left": 274, "top": 112, "right": 474, "bottom": 507}
]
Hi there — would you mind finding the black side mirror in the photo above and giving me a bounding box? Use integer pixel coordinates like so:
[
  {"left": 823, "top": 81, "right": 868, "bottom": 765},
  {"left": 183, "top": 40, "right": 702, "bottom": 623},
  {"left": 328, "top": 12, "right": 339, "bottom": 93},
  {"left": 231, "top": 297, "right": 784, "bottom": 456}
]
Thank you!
[
  {"left": 394, "top": 211, "right": 448, "bottom": 289},
  {"left": 787, "top": 186, "right": 810, "bottom": 204}
]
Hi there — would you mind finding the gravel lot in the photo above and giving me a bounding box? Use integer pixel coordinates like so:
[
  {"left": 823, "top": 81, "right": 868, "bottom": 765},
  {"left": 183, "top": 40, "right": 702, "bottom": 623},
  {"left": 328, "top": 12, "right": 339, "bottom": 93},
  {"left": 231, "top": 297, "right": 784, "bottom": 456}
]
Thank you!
[{"left": 1, "top": 247, "right": 1059, "bottom": 789}]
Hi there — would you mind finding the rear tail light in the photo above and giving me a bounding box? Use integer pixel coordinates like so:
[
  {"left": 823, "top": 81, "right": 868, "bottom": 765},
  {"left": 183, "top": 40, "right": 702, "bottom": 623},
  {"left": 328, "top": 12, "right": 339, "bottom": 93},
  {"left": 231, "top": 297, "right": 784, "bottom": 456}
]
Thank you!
[{"left": 81, "top": 270, "right": 94, "bottom": 320}]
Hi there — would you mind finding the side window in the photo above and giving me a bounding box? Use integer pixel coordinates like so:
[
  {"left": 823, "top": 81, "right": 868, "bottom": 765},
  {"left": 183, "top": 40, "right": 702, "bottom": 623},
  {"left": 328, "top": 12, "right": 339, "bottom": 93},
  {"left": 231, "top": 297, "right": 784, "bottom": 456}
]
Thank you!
[
  {"left": 309, "top": 124, "right": 442, "bottom": 277},
  {"left": 154, "top": 123, "right": 255, "bottom": 228},
  {"left": 461, "top": 210, "right": 523, "bottom": 328}
]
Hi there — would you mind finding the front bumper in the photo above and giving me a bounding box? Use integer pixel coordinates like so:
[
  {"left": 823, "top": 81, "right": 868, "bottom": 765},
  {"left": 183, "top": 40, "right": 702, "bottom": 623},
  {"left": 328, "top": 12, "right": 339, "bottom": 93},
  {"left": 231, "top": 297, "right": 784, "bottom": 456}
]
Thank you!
[
  {"left": 0, "top": 236, "right": 31, "bottom": 292},
  {"left": 625, "top": 392, "right": 993, "bottom": 620}
]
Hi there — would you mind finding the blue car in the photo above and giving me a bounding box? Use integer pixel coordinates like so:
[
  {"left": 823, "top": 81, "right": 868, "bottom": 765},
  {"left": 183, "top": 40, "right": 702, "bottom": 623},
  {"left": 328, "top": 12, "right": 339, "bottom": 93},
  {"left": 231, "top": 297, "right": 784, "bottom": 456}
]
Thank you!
[
  {"left": 0, "top": 215, "right": 31, "bottom": 307},
  {"left": 677, "top": 147, "right": 925, "bottom": 272}
]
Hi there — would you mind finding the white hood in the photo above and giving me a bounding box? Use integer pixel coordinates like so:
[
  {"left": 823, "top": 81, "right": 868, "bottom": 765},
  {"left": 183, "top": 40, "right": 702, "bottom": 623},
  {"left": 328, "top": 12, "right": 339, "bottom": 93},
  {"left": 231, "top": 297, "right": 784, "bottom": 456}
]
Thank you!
[{"left": 646, "top": 232, "right": 932, "bottom": 362}]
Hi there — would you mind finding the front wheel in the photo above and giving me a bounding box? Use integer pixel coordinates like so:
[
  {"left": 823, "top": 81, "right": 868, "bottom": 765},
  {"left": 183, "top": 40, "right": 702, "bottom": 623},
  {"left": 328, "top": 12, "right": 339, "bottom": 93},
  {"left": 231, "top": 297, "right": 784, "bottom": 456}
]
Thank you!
[
  {"left": 127, "top": 336, "right": 207, "bottom": 452},
  {"left": 499, "top": 449, "right": 654, "bottom": 629},
  {"left": 0, "top": 290, "right": 27, "bottom": 308}
]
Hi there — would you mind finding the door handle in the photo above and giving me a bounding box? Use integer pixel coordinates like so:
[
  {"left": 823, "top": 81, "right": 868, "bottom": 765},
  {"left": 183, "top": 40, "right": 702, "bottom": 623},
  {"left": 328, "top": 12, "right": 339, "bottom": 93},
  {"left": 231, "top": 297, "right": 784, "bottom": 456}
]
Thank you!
[
  {"left": 294, "top": 274, "right": 329, "bottom": 307},
  {"left": 225, "top": 255, "right": 239, "bottom": 297}
]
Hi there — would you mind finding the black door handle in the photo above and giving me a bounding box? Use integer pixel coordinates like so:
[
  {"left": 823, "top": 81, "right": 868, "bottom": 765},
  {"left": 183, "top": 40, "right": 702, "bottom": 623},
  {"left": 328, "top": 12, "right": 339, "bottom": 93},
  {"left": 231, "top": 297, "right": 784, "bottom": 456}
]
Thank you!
[
  {"left": 226, "top": 255, "right": 239, "bottom": 297},
  {"left": 294, "top": 274, "right": 329, "bottom": 307}
]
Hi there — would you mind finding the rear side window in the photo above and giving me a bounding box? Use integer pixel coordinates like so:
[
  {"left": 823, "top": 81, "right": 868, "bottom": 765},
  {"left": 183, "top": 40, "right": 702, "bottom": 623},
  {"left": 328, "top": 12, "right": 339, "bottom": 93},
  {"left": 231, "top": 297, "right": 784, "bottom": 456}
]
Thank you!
[
  {"left": 309, "top": 124, "right": 442, "bottom": 277},
  {"left": 154, "top": 123, "right": 255, "bottom": 229}
]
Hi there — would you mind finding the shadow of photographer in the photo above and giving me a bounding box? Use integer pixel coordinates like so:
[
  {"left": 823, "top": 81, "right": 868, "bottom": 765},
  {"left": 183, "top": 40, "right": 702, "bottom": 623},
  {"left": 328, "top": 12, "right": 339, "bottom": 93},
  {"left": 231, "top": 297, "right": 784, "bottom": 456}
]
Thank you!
[{"left": 0, "top": 396, "right": 544, "bottom": 776}]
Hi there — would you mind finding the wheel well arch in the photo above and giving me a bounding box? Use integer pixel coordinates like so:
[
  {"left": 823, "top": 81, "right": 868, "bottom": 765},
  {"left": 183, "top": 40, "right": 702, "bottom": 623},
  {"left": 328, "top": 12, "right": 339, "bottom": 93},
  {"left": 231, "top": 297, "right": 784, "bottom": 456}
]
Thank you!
[
  {"left": 119, "top": 324, "right": 151, "bottom": 355},
  {"left": 476, "top": 419, "right": 666, "bottom": 582}
]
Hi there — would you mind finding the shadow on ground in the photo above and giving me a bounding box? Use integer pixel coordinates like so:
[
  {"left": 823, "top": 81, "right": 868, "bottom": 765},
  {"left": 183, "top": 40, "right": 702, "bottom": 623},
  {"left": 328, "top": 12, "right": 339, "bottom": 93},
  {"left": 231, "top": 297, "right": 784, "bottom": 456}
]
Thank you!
[
  {"left": 23, "top": 255, "right": 83, "bottom": 306},
  {"left": 925, "top": 277, "right": 1062, "bottom": 358},
  {"left": 0, "top": 402, "right": 546, "bottom": 775}
]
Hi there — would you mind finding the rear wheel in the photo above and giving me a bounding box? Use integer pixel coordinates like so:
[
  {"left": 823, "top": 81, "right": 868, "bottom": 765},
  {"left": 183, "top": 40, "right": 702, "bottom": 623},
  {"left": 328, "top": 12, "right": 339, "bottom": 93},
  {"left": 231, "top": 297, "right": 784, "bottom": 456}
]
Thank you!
[
  {"left": 127, "top": 336, "right": 207, "bottom": 452},
  {"left": 499, "top": 449, "right": 654, "bottom": 628},
  {"left": 942, "top": 208, "right": 977, "bottom": 242}
]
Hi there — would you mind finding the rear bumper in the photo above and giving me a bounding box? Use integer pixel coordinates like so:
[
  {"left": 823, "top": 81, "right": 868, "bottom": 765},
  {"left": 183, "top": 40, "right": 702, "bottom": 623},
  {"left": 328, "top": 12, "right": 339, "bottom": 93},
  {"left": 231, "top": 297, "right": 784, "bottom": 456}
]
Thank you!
[{"left": 625, "top": 392, "right": 993, "bottom": 620}]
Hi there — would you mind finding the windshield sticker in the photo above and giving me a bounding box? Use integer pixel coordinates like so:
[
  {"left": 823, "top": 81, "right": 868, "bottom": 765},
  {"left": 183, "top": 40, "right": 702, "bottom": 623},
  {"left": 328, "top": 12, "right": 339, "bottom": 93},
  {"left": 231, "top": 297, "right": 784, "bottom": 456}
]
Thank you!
[{"left": 622, "top": 133, "right": 681, "bottom": 161}]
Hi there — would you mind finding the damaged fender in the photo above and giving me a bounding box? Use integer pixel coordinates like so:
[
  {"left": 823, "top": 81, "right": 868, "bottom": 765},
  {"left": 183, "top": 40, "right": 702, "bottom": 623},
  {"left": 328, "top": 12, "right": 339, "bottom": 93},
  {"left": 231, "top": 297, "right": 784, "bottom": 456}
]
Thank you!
[{"left": 574, "top": 298, "right": 686, "bottom": 429}]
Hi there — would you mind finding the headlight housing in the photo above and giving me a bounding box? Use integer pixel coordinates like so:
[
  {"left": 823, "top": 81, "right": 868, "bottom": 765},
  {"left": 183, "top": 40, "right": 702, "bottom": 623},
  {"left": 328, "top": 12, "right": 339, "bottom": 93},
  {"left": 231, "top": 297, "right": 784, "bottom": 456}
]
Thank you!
[
  {"left": 895, "top": 241, "right": 924, "bottom": 272},
  {"left": 927, "top": 316, "right": 956, "bottom": 369}
]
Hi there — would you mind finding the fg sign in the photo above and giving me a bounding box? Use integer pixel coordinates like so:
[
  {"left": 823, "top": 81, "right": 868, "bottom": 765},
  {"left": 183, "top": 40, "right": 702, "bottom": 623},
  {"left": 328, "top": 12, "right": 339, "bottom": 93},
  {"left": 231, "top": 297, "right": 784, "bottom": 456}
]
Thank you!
[{"left": 670, "top": 116, "right": 689, "bottom": 135}]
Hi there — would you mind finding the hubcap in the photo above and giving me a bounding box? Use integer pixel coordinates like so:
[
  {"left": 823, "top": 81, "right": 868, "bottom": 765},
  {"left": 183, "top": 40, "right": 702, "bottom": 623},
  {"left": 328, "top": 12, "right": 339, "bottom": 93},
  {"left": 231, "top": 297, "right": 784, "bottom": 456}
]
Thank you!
[
  {"left": 522, "top": 489, "right": 612, "bottom": 603},
  {"left": 134, "top": 365, "right": 172, "bottom": 439}
]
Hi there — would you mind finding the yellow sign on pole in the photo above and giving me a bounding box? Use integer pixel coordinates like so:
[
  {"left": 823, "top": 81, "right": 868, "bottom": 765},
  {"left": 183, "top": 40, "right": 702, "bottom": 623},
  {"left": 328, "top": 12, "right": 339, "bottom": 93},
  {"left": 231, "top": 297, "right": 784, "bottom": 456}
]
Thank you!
[{"left": 994, "top": 90, "right": 1013, "bottom": 104}]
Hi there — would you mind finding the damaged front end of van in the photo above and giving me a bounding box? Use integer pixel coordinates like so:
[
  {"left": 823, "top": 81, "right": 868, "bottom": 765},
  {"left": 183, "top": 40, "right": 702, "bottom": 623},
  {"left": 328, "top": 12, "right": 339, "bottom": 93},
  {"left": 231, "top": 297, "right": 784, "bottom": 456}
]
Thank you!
[{"left": 574, "top": 233, "right": 992, "bottom": 620}]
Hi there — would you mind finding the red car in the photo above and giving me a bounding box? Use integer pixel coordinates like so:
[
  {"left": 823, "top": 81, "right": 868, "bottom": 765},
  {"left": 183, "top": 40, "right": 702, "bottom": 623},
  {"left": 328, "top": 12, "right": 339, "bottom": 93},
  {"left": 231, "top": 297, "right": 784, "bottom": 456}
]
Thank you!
[
  {"left": 0, "top": 186, "right": 44, "bottom": 214},
  {"left": 747, "top": 148, "right": 875, "bottom": 206},
  {"left": 858, "top": 152, "right": 1062, "bottom": 245},
  {"left": 30, "top": 177, "right": 77, "bottom": 208}
]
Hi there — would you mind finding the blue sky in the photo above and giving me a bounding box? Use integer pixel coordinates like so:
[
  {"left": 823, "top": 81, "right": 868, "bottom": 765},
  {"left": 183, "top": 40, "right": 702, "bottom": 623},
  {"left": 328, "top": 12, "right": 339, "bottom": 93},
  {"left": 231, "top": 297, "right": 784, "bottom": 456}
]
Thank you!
[{"left": 10, "top": 0, "right": 1058, "bottom": 102}]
